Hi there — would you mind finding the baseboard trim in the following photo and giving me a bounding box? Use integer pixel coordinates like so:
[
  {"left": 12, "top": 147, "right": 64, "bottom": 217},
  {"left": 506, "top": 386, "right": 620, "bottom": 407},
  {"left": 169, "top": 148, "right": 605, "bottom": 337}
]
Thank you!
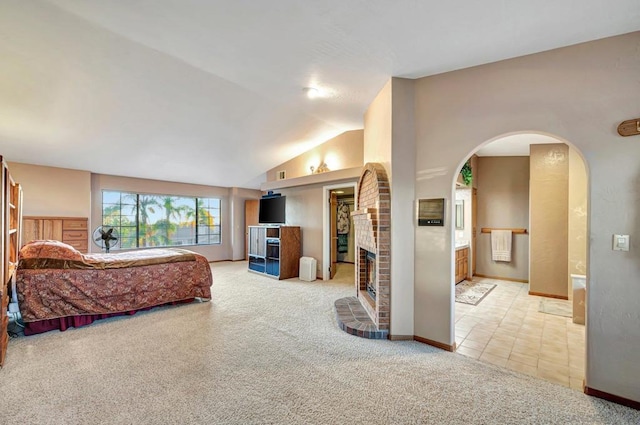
[
  {"left": 584, "top": 386, "right": 640, "bottom": 410},
  {"left": 529, "top": 291, "right": 569, "bottom": 300},
  {"left": 474, "top": 274, "right": 528, "bottom": 283},
  {"left": 413, "top": 335, "right": 456, "bottom": 352},
  {"left": 388, "top": 334, "right": 413, "bottom": 341}
]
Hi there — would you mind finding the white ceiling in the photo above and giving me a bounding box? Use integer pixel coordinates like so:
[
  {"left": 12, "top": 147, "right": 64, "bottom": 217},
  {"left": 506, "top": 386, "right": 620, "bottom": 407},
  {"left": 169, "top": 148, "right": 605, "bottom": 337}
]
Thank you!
[
  {"left": 1, "top": 1, "right": 638, "bottom": 188},
  {"left": 475, "top": 134, "right": 563, "bottom": 157}
]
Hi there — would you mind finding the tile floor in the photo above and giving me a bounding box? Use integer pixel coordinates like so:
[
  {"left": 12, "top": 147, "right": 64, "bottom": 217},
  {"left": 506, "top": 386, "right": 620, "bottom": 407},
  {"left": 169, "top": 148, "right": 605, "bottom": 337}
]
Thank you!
[{"left": 455, "top": 277, "right": 585, "bottom": 391}]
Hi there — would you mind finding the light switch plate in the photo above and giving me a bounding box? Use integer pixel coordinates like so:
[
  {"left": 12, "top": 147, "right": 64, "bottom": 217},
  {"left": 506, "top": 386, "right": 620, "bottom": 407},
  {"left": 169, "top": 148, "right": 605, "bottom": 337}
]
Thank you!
[{"left": 613, "top": 234, "right": 630, "bottom": 251}]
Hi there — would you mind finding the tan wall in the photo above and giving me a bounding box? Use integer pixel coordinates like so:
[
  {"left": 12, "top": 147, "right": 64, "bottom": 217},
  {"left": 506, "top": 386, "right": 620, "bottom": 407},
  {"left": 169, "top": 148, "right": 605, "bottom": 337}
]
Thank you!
[
  {"left": 8, "top": 162, "right": 91, "bottom": 217},
  {"left": 568, "top": 147, "right": 588, "bottom": 297},
  {"left": 568, "top": 147, "right": 587, "bottom": 325},
  {"left": 475, "top": 156, "right": 530, "bottom": 281},
  {"left": 9, "top": 162, "right": 262, "bottom": 262},
  {"left": 275, "top": 181, "right": 356, "bottom": 277},
  {"left": 230, "top": 187, "right": 263, "bottom": 261},
  {"left": 364, "top": 80, "right": 392, "bottom": 174},
  {"left": 529, "top": 144, "right": 569, "bottom": 298},
  {"left": 363, "top": 77, "right": 415, "bottom": 337},
  {"left": 91, "top": 173, "right": 260, "bottom": 261},
  {"left": 265, "top": 130, "right": 364, "bottom": 181},
  {"left": 411, "top": 32, "right": 640, "bottom": 400}
]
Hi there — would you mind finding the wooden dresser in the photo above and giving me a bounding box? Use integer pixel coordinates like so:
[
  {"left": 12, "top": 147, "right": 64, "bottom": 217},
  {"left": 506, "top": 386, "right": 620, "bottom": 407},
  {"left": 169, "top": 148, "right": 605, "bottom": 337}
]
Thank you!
[
  {"left": 1, "top": 156, "right": 23, "bottom": 367},
  {"left": 23, "top": 216, "right": 89, "bottom": 253}
]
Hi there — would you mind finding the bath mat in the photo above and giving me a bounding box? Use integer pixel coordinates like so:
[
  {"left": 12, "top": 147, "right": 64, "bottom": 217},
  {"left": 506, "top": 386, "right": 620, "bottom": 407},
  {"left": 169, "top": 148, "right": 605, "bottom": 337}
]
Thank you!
[
  {"left": 455, "top": 281, "right": 496, "bottom": 306},
  {"left": 539, "top": 298, "right": 572, "bottom": 318}
]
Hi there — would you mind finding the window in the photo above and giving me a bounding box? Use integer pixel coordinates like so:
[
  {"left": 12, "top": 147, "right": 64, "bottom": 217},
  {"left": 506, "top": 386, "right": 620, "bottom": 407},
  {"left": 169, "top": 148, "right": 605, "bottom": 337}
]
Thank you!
[{"left": 102, "top": 191, "right": 221, "bottom": 249}]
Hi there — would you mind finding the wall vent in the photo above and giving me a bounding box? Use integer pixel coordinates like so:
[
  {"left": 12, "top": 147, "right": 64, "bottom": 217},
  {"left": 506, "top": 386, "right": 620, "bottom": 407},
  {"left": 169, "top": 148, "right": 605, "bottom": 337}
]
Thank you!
[{"left": 277, "top": 170, "right": 286, "bottom": 180}]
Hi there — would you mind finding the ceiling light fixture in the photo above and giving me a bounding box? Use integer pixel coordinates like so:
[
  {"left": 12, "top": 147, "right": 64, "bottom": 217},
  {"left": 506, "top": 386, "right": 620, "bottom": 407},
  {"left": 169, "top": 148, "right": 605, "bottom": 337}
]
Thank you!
[{"left": 303, "top": 87, "right": 320, "bottom": 99}]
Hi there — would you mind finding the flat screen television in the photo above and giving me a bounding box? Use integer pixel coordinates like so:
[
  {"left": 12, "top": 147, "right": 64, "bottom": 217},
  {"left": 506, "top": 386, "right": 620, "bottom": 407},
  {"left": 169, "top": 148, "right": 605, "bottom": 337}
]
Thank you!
[{"left": 259, "top": 195, "right": 286, "bottom": 224}]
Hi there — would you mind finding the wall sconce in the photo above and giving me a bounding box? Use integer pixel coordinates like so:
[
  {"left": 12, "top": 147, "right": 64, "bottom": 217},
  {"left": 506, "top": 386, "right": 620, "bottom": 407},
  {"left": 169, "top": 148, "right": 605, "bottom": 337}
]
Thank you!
[
  {"left": 316, "top": 162, "right": 330, "bottom": 173},
  {"left": 309, "top": 162, "right": 330, "bottom": 174}
]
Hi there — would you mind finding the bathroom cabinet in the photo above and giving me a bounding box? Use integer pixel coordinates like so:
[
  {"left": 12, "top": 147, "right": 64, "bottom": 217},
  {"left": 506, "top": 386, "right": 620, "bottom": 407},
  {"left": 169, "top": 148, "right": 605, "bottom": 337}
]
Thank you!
[{"left": 455, "top": 247, "right": 469, "bottom": 284}]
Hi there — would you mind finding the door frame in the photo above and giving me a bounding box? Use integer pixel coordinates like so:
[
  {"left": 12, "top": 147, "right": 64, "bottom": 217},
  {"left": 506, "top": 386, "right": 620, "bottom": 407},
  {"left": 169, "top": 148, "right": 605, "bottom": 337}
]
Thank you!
[{"left": 322, "top": 182, "right": 357, "bottom": 280}]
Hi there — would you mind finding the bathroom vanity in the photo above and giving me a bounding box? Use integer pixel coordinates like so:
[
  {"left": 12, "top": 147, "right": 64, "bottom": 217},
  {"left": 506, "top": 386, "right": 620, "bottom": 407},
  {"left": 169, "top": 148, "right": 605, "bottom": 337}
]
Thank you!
[{"left": 455, "top": 242, "right": 469, "bottom": 284}]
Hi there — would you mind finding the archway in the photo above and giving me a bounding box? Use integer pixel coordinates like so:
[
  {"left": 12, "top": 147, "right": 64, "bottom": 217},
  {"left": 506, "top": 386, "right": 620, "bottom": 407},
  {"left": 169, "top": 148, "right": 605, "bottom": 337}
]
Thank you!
[{"left": 451, "top": 131, "right": 588, "bottom": 391}]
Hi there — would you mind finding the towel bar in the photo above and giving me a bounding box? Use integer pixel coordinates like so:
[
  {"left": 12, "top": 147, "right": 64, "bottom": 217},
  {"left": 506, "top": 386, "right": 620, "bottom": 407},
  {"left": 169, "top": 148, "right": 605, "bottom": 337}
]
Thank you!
[{"left": 480, "top": 228, "right": 527, "bottom": 234}]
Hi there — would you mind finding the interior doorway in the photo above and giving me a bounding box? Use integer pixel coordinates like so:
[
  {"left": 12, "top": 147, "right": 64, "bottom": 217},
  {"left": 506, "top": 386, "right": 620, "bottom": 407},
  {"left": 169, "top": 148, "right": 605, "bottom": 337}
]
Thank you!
[
  {"left": 452, "top": 132, "right": 588, "bottom": 391},
  {"left": 322, "top": 183, "right": 357, "bottom": 281}
]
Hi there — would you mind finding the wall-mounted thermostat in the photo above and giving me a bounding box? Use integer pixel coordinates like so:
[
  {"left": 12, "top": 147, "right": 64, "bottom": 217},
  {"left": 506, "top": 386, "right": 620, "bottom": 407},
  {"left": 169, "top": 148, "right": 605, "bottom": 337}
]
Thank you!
[{"left": 613, "top": 234, "right": 630, "bottom": 251}]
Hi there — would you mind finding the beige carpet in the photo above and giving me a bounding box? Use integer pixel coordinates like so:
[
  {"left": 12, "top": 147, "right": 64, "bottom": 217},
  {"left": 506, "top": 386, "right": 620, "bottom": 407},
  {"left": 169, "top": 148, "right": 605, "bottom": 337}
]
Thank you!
[{"left": 1, "top": 261, "right": 638, "bottom": 424}]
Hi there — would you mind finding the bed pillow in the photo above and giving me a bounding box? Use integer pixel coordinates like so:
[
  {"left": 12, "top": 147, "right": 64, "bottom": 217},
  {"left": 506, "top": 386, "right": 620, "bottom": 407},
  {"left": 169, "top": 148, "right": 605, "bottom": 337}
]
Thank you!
[{"left": 19, "top": 240, "right": 84, "bottom": 262}]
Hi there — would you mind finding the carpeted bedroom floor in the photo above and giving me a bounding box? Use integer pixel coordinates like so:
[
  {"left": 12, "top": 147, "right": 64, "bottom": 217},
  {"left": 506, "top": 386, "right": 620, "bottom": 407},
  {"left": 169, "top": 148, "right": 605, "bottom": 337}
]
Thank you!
[{"left": 1, "top": 261, "right": 638, "bottom": 424}]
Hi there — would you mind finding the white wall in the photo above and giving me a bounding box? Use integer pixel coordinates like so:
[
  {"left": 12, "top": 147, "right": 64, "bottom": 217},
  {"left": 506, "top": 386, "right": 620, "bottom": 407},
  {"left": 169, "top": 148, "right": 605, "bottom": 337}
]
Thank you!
[{"left": 411, "top": 32, "right": 640, "bottom": 401}]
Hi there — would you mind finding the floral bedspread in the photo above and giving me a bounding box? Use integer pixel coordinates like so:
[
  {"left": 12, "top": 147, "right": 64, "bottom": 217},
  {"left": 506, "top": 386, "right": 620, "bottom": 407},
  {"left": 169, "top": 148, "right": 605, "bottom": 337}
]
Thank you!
[{"left": 16, "top": 240, "right": 212, "bottom": 322}]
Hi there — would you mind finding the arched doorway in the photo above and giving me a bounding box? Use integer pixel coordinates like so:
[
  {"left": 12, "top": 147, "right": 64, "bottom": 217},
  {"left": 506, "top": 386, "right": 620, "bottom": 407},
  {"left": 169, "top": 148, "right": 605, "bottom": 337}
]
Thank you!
[{"left": 451, "top": 132, "right": 588, "bottom": 391}]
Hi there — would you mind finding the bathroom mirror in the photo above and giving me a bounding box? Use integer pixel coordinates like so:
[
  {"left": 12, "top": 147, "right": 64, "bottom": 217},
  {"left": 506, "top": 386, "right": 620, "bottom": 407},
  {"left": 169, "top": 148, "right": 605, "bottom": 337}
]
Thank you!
[{"left": 455, "top": 200, "right": 464, "bottom": 230}]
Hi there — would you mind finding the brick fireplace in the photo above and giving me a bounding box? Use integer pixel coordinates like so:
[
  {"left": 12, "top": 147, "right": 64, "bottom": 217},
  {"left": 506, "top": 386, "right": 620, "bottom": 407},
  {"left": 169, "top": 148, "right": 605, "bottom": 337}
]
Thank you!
[{"left": 351, "top": 162, "right": 390, "bottom": 332}]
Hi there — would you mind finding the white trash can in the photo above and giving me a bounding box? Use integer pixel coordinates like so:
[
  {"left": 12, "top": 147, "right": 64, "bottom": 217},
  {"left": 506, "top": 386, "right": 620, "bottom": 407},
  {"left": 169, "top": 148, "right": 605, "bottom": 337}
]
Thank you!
[{"left": 299, "top": 257, "right": 317, "bottom": 282}]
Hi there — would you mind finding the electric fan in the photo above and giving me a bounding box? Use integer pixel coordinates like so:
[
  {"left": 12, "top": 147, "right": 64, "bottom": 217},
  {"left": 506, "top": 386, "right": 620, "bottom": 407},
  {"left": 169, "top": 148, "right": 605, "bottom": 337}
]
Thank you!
[{"left": 92, "top": 226, "right": 120, "bottom": 253}]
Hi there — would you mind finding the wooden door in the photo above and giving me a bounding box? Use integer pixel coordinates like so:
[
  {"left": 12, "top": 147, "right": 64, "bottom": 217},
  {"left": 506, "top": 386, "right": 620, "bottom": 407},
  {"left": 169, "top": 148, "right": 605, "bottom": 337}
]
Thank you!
[
  {"left": 472, "top": 188, "right": 477, "bottom": 276},
  {"left": 330, "top": 192, "right": 337, "bottom": 279},
  {"left": 245, "top": 200, "right": 259, "bottom": 259}
]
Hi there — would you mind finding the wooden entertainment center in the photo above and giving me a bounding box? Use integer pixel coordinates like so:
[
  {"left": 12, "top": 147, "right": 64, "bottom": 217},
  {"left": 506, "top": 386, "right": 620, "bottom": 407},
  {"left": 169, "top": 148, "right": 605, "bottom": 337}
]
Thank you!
[
  {"left": 247, "top": 226, "right": 301, "bottom": 279},
  {"left": 1, "top": 157, "right": 23, "bottom": 367}
]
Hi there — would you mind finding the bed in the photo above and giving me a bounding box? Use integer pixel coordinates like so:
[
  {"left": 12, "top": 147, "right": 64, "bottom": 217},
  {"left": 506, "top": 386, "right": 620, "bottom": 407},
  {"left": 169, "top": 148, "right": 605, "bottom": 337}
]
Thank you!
[{"left": 16, "top": 240, "right": 212, "bottom": 335}]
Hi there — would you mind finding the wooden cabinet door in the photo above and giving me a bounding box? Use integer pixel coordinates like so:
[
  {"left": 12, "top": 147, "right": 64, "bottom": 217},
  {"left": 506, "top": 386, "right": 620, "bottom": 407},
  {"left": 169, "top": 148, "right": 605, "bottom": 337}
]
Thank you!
[
  {"left": 42, "top": 219, "right": 63, "bottom": 240},
  {"left": 22, "top": 218, "right": 63, "bottom": 244},
  {"left": 462, "top": 249, "right": 469, "bottom": 279},
  {"left": 22, "top": 218, "right": 42, "bottom": 246}
]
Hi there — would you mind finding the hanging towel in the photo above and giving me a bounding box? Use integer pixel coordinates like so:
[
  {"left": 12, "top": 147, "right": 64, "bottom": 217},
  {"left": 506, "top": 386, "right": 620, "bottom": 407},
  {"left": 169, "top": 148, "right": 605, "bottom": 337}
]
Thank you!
[{"left": 491, "top": 230, "right": 512, "bottom": 262}]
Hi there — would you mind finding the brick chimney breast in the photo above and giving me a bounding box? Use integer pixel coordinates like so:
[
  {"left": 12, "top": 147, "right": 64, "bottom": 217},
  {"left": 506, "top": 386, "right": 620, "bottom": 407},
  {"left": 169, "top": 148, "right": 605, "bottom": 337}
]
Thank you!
[{"left": 352, "top": 163, "right": 390, "bottom": 331}]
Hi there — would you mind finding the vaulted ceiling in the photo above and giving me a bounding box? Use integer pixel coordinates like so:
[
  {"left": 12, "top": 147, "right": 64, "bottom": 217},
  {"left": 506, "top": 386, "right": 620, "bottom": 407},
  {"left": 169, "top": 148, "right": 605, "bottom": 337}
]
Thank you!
[{"left": 1, "top": 1, "right": 638, "bottom": 188}]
